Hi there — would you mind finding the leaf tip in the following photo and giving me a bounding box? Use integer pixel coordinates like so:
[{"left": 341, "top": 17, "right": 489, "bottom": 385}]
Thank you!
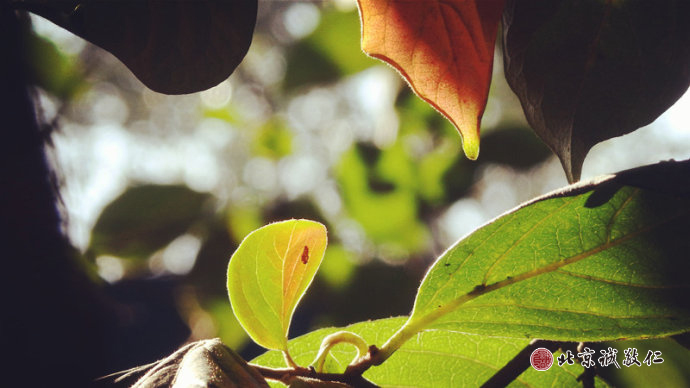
[{"left": 462, "top": 133, "right": 480, "bottom": 161}]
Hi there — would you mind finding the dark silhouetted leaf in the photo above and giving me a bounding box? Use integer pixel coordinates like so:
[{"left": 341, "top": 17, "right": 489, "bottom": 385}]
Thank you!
[
  {"left": 503, "top": 0, "right": 690, "bottom": 182},
  {"left": 90, "top": 185, "right": 211, "bottom": 261},
  {"left": 26, "top": 0, "right": 257, "bottom": 94}
]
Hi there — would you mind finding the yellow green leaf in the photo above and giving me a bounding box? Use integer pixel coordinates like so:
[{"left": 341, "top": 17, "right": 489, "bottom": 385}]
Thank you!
[{"left": 227, "top": 219, "right": 327, "bottom": 351}]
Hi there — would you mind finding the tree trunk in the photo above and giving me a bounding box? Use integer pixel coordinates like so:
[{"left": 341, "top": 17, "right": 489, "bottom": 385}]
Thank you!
[{"left": 0, "top": 7, "right": 106, "bottom": 385}]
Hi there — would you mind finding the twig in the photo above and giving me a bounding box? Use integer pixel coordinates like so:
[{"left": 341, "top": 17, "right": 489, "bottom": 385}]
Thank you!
[
  {"left": 480, "top": 339, "right": 563, "bottom": 388},
  {"left": 252, "top": 364, "right": 379, "bottom": 388}
]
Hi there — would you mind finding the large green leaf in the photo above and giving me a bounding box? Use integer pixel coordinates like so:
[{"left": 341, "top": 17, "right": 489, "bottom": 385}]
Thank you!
[
  {"left": 503, "top": 0, "right": 690, "bottom": 182},
  {"left": 252, "top": 317, "right": 602, "bottom": 387},
  {"left": 24, "top": 0, "right": 257, "bottom": 94},
  {"left": 389, "top": 160, "right": 690, "bottom": 348},
  {"left": 227, "top": 219, "right": 327, "bottom": 351}
]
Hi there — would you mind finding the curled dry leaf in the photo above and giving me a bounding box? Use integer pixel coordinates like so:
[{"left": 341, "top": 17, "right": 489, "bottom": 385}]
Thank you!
[
  {"left": 357, "top": 0, "right": 505, "bottom": 159},
  {"left": 104, "top": 339, "right": 269, "bottom": 388}
]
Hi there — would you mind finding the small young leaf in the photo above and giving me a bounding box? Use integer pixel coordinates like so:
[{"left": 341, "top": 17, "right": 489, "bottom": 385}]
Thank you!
[
  {"left": 252, "top": 317, "right": 602, "bottom": 387},
  {"left": 392, "top": 160, "right": 690, "bottom": 347},
  {"left": 503, "top": 0, "right": 690, "bottom": 182},
  {"left": 227, "top": 219, "right": 327, "bottom": 351},
  {"left": 356, "top": 0, "right": 505, "bottom": 159}
]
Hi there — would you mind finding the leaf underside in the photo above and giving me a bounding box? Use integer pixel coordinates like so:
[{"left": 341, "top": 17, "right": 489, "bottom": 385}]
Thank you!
[
  {"left": 357, "top": 0, "right": 505, "bottom": 159},
  {"left": 503, "top": 0, "right": 690, "bottom": 182},
  {"left": 27, "top": 0, "right": 257, "bottom": 94}
]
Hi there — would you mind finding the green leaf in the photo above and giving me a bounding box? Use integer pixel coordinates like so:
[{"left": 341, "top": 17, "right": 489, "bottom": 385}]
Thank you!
[
  {"left": 503, "top": 0, "right": 690, "bottom": 182},
  {"left": 388, "top": 160, "right": 690, "bottom": 349},
  {"left": 227, "top": 219, "right": 327, "bottom": 351},
  {"left": 25, "top": 0, "right": 257, "bottom": 94},
  {"left": 89, "top": 185, "right": 211, "bottom": 261},
  {"left": 252, "top": 317, "right": 600, "bottom": 387}
]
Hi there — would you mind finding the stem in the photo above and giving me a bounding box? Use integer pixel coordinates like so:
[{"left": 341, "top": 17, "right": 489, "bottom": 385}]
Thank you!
[
  {"left": 282, "top": 349, "right": 298, "bottom": 369},
  {"left": 252, "top": 364, "right": 378, "bottom": 388},
  {"left": 375, "top": 285, "right": 488, "bottom": 362},
  {"left": 480, "top": 340, "right": 562, "bottom": 388},
  {"left": 312, "top": 331, "right": 370, "bottom": 372}
]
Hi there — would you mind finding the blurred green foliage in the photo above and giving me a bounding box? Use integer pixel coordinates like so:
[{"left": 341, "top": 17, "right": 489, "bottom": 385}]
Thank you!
[
  {"left": 89, "top": 185, "right": 212, "bottom": 262},
  {"left": 253, "top": 119, "right": 293, "bottom": 159},
  {"left": 26, "top": 31, "right": 86, "bottom": 100},
  {"left": 283, "top": 10, "right": 376, "bottom": 91}
]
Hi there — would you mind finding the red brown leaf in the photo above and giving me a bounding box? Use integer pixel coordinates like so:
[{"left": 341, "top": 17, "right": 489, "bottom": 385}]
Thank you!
[{"left": 357, "top": 0, "right": 505, "bottom": 159}]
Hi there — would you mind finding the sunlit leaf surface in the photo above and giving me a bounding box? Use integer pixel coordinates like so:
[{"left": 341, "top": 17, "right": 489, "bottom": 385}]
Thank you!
[
  {"left": 252, "top": 317, "right": 599, "bottom": 387},
  {"left": 357, "top": 0, "right": 505, "bottom": 159},
  {"left": 403, "top": 160, "right": 690, "bottom": 341},
  {"left": 227, "top": 219, "right": 327, "bottom": 350}
]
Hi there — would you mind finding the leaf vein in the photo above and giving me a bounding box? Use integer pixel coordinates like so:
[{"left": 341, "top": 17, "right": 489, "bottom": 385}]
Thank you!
[
  {"left": 457, "top": 302, "right": 680, "bottom": 320},
  {"left": 482, "top": 198, "right": 577, "bottom": 284},
  {"left": 555, "top": 269, "right": 689, "bottom": 289},
  {"left": 605, "top": 188, "right": 639, "bottom": 242}
]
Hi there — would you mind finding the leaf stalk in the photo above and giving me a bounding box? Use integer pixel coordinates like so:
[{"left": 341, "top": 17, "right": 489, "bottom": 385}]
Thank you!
[{"left": 312, "top": 331, "right": 370, "bottom": 372}]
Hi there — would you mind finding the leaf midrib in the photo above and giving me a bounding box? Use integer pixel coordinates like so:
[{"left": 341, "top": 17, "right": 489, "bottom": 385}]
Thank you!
[{"left": 428, "top": 205, "right": 688, "bottom": 323}]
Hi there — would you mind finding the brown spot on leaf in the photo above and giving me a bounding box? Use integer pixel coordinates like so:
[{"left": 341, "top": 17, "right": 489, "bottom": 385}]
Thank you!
[{"left": 301, "top": 246, "right": 309, "bottom": 264}]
